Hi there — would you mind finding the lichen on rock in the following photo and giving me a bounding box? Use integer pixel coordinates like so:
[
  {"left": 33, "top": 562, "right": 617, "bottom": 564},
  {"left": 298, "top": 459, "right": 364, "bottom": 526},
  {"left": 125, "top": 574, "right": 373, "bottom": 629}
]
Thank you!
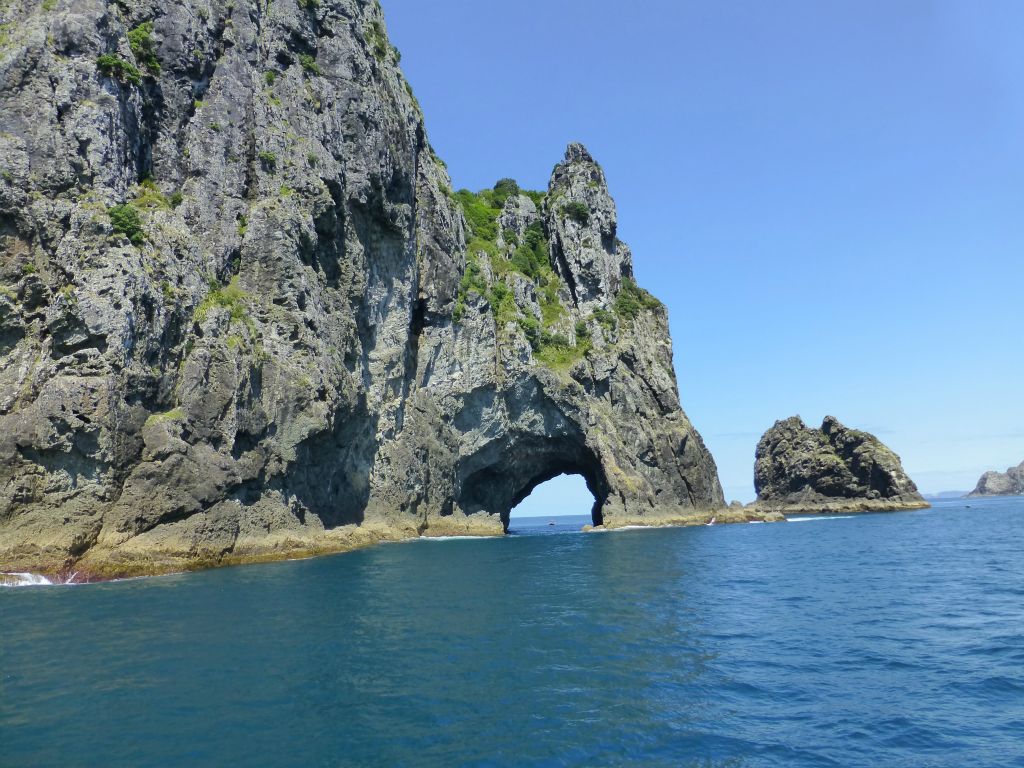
[{"left": 0, "top": 0, "right": 759, "bottom": 578}]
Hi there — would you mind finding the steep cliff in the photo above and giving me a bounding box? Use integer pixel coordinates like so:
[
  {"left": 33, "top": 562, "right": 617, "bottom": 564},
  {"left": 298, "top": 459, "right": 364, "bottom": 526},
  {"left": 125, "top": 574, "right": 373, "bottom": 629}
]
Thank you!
[
  {"left": 753, "top": 416, "right": 928, "bottom": 514},
  {"left": 968, "top": 461, "right": 1024, "bottom": 497},
  {"left": 0, "top": 0, "right": 764, "bottom": 576}
]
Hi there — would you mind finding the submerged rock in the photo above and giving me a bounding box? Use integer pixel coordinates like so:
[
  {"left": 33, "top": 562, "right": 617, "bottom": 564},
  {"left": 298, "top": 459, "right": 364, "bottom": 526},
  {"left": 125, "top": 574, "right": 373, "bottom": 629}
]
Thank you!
[
  {"left": 968, "top": 461, "right": 1024, "bottom": 497},
  {"left": 0, "top": 0, "right": 762, "bottom": 577},
  {"left": 753, "top": 416, "right": 928, "bottom": 514}
]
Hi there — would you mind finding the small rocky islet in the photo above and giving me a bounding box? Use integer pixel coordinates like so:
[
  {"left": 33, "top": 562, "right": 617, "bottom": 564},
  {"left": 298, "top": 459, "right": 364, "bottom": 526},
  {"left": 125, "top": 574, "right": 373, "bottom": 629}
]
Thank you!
[
  {"left": 0, "top": 0, "right": 926, "bottom": 580},
  {"left": 750, "top": 416, "right": 928, "bottom": 515},
  {"left": 968, "top": 461, "right": 1024, "bottom": 497}
]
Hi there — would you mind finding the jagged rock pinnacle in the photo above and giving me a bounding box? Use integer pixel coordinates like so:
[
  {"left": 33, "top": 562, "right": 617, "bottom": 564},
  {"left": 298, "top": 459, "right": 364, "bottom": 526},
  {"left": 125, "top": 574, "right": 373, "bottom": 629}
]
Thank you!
[{"left": 563, "top": 142, "right": 595, "bottom": 164}]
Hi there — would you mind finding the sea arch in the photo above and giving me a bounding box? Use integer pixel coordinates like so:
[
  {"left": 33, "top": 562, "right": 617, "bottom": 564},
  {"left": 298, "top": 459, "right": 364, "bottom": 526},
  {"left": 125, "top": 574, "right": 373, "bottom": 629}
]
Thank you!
[{"left": 455, "top": 434, "right": 609, "bottom": 531}]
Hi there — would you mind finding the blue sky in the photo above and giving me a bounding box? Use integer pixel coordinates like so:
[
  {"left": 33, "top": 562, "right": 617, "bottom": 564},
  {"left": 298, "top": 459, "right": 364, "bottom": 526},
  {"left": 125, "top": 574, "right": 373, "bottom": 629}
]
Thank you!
[{"left": 383, "top": 0, "right": 1024, "bottom": 510}]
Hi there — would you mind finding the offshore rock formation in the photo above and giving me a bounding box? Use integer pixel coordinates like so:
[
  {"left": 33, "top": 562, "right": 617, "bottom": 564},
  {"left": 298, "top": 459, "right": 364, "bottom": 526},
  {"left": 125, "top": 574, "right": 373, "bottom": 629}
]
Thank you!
[
  {"left": 0, "top": 0, "right": 763, "bottom": 577},
  {"left": 968, "top": 461, "right": 1024, "bottom": 497},
  {"left": 753, "top": 416, "right": 928, "bottom": 514}
]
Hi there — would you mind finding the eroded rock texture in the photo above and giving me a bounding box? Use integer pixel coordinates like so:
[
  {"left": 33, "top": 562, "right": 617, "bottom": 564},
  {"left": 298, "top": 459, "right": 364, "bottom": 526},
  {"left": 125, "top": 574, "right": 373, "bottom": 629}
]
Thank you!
[
  {"left": 968, "top": 461, "right": 1024, "bottom": 497},
  {"left": 754, "top": 416, "right": 927, "bottom": 514},
  {"left": 0, "top": 0, "right": 737, "bottom": 576}
]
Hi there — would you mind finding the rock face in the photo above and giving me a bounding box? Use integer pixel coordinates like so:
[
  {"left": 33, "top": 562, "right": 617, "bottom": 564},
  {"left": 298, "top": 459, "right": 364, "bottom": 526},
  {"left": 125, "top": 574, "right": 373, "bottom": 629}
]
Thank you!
[
  {"left": 968, "top": 461, "right": 1024, "bottom": 497},
  {"left": 753, "top": 416, "right": 928, "bottom": 513},
  {"left": 0, "top": 0, "right": 759, "bottom": 576}
]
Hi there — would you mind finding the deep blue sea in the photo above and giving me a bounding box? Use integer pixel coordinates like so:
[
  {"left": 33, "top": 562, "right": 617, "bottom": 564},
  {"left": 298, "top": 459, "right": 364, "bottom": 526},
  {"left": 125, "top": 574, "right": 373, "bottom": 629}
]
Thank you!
[{"left": 3, "top": 498, "right": 1023, "bottom": 767}]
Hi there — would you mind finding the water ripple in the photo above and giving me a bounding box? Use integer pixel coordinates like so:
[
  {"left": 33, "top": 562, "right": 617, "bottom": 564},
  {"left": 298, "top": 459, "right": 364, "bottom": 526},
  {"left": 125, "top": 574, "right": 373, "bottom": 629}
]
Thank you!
[{"left": 2, "top": 499, "right": 1023, "bottom": 766}]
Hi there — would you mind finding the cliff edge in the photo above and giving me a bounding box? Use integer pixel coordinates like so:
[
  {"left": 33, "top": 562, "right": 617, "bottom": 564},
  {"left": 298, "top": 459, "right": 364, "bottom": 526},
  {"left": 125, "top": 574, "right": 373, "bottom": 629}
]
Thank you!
[
  {"left": 753, "top": 416, "right": 928, "bottom": 514},
  {"left": 0, "top": 0, "right": 760, "bottom": 577}
]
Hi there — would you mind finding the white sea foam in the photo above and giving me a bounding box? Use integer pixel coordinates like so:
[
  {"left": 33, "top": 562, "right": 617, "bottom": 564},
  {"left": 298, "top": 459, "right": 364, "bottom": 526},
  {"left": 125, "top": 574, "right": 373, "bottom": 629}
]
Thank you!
[
  {"left": 1, "top": 572, "right": 54, "bottom": 587},
  {"left": 787, "top": 516, "right": 855, "bottom": 523}
]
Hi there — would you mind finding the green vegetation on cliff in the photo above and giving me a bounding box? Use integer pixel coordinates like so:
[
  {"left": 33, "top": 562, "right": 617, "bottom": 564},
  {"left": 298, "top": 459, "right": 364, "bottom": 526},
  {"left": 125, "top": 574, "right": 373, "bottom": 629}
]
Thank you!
[
  {"left": 299, "top": 54, "right": 321, "bottom": 76},
  {"left": 454, "top": 251, "right": 487, "bottom": 321},
  {"left": 535, "top": 324, "right": 592, "bottom": 370},
  {"left": 509, "top": 221, "right": 549, "bottom": 280},
  {"left": 562, "top": 201, "right": 590, "bottom": 226},
  {"left": 134, "top": 179, "right": 172, "bottom": 210},
  {"left": 127, "top": 22, "right": 161, "bottom": 74},
  {"left": 195, "top": 276, "right": 251, "bottom": 325},
  {"left": 366, "top": 20, "right": 389, "bottom": 62},
  {"left": 453, "top": 181, "right": 592, "bottom": 370},
  {"left": 453, "top": 188, "right": 501, "bottom": 242},
  {"left": 108, "top": 204, "right": 145, "bottom": 245},
  {"left": 96, "top": 53, "right": 141, "bottom": 85},
  {"left": 144, "top": 407, "right": 184, "bottom": 428},
  {"left": 105, "top": 181, "right": 179, "bottom": 245},
  {"left": 614, "top": 277, "right": 662, "bottom": 321}
]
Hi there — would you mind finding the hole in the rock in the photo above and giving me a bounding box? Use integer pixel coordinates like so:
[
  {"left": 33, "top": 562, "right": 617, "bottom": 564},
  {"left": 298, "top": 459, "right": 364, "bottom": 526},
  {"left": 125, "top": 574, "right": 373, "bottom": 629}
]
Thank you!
[
  {"left": 457, "top": 439, "right": 609, "bottom": 531},
  {"left": 507, "top": 473, "right": 596, "bottom": 533}
]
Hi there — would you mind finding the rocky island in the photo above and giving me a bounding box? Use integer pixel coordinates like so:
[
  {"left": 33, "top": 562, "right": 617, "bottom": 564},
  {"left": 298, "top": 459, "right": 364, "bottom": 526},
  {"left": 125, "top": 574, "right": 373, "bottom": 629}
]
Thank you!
[
  {"left": 968, "top": 461, "right": 1024, "bottom": 497},
  {"left": 752, "top": 416, "right": 928, "bottom": 514},
  {"left": 0, "top": 0, "right": 783, "bottom": 579}
]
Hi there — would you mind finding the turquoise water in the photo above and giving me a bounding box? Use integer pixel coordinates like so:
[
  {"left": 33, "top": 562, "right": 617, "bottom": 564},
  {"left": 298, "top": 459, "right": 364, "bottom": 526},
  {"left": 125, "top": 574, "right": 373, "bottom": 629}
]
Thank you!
[{"left": 3, "top": 498, "right": 1023, "bottom": 767}]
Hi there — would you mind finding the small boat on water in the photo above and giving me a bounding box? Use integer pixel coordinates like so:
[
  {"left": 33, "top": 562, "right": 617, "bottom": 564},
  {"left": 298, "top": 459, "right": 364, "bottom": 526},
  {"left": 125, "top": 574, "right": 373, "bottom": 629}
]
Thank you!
[
  {"left": 548, "top": 521, "right": 556, "bottom": 526},
  {"left": 706, "top": 517, "right": 717, "bottom": 526}
]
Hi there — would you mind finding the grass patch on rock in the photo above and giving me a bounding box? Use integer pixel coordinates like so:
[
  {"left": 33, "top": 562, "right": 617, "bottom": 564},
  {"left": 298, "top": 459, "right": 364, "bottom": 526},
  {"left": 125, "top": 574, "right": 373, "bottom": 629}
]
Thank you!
[
  {"left": 96, "top": 53, "right": 141, "bottom": 85},
  {"left": 614, "top": 277, "right": 662, "bottom": 321},
  {"left": 258, "top": 151, "right": 277, "bottom": 172},
  {"left": 562, "top": 201, "right": 590, "bottom": 226},
  {"left": 195, "top": 276, "right": 250, "bottom": 325},
  {"left": 127, "top": 22, "right": 160, "bottom": 74},
  {"left": 535, "top": 324, "right": 592, "bottom": 371},
  {"left": 454, "top": 188, "right": 501, "bottom": 243},
  {"left": 366, "top": 21, "right": 389, "bottom": 62},
  {"left": 299, "top": 54, "right": 321, "bottom": 76},
  {"left": 144, "top": 407, "right": 183, "bottom": 428},
  {"left": 133, "top": 179, "right": 171, "bottom": 210},
  {"left": 454, "top": 251, "right": 487, "bottom": 322},
  {"left": 108, "top": 204, "right": 145, "bottom": 245}
]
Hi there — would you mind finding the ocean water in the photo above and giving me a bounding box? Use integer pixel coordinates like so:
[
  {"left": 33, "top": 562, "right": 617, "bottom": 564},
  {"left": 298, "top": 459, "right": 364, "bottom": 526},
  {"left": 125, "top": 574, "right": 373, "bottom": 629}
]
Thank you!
[{"left": 3, "top": 498, "right": 1023, "bottom": 767}]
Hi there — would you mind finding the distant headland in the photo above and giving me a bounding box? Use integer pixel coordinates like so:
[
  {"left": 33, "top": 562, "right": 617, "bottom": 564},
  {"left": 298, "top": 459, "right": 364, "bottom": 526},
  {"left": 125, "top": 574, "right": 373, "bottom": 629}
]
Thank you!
[{"left": 968, "top": 461, "right": 1024, "bottom": 498}]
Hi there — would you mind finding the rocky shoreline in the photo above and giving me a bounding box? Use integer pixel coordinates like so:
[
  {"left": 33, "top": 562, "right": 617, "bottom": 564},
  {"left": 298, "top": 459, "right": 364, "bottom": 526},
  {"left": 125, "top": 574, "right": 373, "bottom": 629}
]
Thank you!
[
  {"left": 8, "top": 479, "right": 944, "bottom": 582},
  {"left": 746, "top": 499, "right": 930, "bottom": 516},
  {"left": 2, "top": 505, "right": 789, "bottom": 582}
]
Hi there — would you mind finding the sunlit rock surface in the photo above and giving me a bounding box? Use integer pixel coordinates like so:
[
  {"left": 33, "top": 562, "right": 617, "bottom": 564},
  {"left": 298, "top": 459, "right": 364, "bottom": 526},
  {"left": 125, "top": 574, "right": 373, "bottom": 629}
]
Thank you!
[
  {"left": 0, "top": 0, "right": 765, "bottom": 577},
  {"left": 752, "top": 416, "right": 928, "bottom": 515}
]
